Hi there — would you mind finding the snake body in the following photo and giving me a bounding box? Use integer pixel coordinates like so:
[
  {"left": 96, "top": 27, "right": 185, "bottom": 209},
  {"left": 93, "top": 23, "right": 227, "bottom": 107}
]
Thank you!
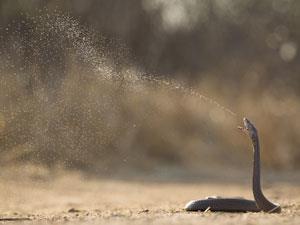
[{"left": 185, "top": 118, "right": 281, "bottom": 213}]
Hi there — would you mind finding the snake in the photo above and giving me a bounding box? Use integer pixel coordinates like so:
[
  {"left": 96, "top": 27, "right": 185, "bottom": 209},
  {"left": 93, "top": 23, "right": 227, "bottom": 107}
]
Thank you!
[{"left": 185, "top": 118, "right": 281, "bottom": 213}]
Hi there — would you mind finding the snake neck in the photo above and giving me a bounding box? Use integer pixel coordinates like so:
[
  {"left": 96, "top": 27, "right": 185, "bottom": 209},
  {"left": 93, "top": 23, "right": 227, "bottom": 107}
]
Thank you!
[{"left": 252, "top": 134, "right": 280, "bottom": 213}]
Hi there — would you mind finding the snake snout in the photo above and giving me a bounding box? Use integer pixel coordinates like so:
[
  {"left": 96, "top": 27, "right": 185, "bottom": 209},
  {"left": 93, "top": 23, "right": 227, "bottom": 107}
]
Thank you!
[
  {"left": 184, "top": 200, "right": 197, "bottom": 211},
  {"left": 243, "top": 117, "right": 250, "bottom": 129}
]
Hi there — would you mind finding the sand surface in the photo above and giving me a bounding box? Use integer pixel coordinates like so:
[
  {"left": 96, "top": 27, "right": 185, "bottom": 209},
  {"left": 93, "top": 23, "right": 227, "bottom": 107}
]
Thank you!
[{"left": 0, "top": 168, "right": 299, "bottom": 225}]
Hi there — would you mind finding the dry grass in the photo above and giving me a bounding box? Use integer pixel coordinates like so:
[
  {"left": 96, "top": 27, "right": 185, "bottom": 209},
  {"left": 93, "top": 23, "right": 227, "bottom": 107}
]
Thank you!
[
  {"left": 0, "top": 10, "right": 299, "bottom": 172},
  {"left": 0, "top": 66, "right": 299, "bottom": 172}
]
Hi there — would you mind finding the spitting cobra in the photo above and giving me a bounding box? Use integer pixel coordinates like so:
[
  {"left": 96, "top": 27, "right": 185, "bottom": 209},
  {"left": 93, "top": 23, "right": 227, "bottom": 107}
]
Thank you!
[{"left": 185, "top": 118, "right": 281, "bottom": 213}]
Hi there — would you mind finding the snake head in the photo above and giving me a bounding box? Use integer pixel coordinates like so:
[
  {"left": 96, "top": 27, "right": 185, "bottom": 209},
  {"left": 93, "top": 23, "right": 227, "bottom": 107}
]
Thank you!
[{"left": 240, "top": 117, "right": 258, "bottom": 140}]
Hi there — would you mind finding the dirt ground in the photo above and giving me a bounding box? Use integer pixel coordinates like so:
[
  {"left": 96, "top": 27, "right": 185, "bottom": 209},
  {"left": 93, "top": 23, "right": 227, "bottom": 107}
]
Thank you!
[{"left": 0, "top": 166, "right": 299, "bottom": 225}]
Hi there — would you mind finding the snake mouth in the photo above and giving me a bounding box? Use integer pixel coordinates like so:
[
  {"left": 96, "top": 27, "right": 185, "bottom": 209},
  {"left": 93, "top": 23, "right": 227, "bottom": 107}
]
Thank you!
[
  {"left": 238, "top": 117, "right": 251, "bottom": 133},
  {"left": 243, "top": 117, "right": 250, "bottom": 129}
]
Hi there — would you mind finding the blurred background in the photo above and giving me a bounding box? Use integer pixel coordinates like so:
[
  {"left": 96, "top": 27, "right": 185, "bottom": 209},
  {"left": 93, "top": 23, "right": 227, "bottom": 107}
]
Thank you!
[{"left": 0, "top": 0, "right": 299, "bottom": 176}]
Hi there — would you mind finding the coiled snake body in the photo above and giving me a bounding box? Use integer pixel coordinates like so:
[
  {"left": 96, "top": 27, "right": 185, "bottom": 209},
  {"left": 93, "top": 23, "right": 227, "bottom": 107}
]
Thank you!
[{"left": 185, "top": 118, "right": 281, "bottom": 213}]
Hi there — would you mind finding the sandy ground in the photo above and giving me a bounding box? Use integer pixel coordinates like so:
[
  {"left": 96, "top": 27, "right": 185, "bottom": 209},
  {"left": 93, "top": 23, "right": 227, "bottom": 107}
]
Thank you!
[{"left": 0, "top": 167, "right": 299, "bottom": 225}]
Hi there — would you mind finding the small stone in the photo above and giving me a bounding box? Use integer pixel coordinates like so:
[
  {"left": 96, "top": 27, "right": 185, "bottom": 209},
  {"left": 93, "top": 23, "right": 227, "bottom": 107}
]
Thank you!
[{"left": 68, "top": 208, "right": 81, "bottom": 213}]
